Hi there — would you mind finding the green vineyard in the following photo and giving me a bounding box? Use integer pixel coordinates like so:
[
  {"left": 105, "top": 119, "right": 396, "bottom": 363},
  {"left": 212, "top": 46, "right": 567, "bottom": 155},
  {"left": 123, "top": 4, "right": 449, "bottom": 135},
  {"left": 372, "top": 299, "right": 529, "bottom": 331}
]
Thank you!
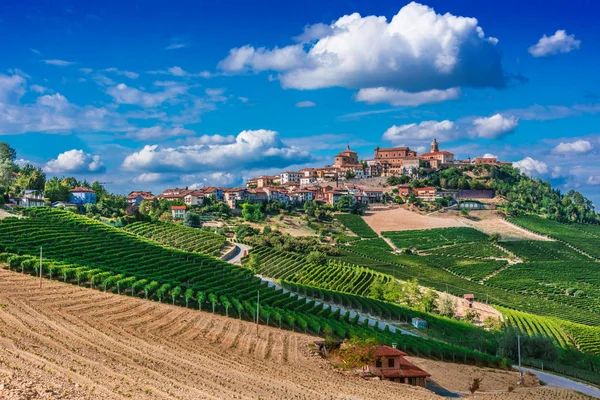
[
  {"left": 508, "top": 215, "right": 600, "bottom": 259},
  {"left": 0, "top": 208, "right": 506, "bottom": 368},
  {"left": 496, "top": 306, "right": 572, "bottom": 348},
  {"left": 124, "top": 221, "right": 231, "bottom": 257},
  {"left": 336, "top": 214, "right": 378, "bottom": 238},
  {"left": 382, "top": 227, "right": 488, "bottom": 250}
]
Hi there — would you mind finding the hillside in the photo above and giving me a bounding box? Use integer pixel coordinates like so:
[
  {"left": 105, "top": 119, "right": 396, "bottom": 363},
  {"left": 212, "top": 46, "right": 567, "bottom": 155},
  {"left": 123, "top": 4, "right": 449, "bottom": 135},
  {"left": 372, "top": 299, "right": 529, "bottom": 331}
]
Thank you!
[{"left": 0, "top": 269, "right": 591, "bottom": 400}]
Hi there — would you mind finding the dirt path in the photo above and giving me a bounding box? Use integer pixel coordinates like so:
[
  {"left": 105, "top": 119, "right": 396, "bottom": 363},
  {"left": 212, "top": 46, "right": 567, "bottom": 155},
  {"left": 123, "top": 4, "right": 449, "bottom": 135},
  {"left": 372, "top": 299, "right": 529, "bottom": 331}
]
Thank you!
[{"left": 463, "top": 218, "right": 552, "bottom": 242}]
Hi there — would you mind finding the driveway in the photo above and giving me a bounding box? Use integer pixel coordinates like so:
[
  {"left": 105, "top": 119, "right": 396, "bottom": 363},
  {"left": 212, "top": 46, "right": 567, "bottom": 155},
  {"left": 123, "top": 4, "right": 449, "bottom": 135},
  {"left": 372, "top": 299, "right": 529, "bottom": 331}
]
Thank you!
[{"left": 516, "top": 366, "right": 600, "bottom": 399}]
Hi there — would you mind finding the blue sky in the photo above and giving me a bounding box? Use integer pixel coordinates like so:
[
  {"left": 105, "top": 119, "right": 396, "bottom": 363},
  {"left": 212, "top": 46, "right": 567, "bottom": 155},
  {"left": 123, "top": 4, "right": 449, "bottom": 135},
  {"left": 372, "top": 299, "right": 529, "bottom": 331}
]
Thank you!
[{"left": 2, "top": 1, "right": 600, "bottom": 205}]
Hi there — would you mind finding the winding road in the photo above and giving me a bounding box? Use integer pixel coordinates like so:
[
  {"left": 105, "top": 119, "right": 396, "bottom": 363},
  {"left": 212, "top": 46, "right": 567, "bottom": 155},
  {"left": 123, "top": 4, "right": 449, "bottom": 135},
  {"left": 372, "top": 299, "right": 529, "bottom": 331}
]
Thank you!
[{"left": 517, "top": 366, "right": 600, "bottom": 399}]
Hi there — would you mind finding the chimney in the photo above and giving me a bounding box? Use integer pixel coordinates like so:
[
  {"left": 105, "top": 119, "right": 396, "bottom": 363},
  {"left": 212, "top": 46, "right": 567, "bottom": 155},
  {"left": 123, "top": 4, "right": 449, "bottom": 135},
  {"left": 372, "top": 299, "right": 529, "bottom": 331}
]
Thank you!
[{"left": 391, "top": 343, "right": 397, "bottom": 349}]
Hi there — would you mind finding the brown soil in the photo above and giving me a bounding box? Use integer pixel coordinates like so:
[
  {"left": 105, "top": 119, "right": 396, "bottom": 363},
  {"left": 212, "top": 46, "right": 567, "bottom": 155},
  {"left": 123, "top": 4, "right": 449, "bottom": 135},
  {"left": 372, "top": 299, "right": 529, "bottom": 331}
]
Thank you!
[
  {"left": 0, "top": 270, "right": 586, "bottom": 400},
  {"left": 363, "top": 207, "right": 466, "bottom": 234},
  {"left": 461, "top": 215, "right": 552, "bottom": 242}
]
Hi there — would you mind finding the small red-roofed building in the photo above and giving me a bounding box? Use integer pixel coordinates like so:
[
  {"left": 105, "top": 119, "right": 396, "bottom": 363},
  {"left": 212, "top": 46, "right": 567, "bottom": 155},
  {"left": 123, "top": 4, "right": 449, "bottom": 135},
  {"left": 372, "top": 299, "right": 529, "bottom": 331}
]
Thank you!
[
  {"left": 171, "top": 205, "right": 187, "bottom": 219},
  {"left": 369, "top": 345, "right": 430, "bottom": 387}
]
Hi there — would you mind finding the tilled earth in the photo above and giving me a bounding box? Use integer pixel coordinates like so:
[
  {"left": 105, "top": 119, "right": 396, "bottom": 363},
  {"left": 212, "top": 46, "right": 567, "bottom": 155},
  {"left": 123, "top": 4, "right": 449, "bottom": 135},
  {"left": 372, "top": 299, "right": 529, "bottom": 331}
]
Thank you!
[{"left": 0, "top": 269, "right": 590, "bottom": 400}]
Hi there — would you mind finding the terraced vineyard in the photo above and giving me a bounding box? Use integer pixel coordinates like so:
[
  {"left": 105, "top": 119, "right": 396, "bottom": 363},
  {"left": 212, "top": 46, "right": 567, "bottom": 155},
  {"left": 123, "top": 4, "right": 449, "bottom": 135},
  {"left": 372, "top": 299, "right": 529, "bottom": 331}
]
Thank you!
[
  {"left": 424, "top": 242, "right": 508, "bottom": 260},
  {"left": 508, "top": 216, "right": 600, "bottom": 259},
  {"left": 336, "top": 214, "right": 378, "bottom": 238},
  {"left": 0, "top": 208, "right": 505, "bottom": 367},
  {"left": 558, "top": 321, "right": 600, "bottom": 356},
  {"left": 496, "top": 306, "right": 572, "bottom": 348},
  {"left": 501, "top": 240, "right": 587, "bottom": 261},
  {"left": 339, "top": 239, "right": 600, "bottom": 328},
  {"left": 124, "top": 221, "right": 231, "bottom": 257},
  {"left": 382, "top": 227, "right": 488, "bottom": 250}
]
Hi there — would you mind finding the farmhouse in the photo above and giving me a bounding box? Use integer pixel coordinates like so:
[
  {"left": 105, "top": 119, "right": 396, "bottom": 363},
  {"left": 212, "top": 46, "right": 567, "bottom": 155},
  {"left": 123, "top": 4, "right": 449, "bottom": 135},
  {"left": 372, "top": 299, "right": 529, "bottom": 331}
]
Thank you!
[
  {"left": 69, "top": 187, "right": 96, "bottom": 205},
  {"left": 171, "top": 205, "right": 187, "bottom": 219},
  {"left": 20, "top": 189, "right": 45, "bottom": 207},
  {"left": 369, "top": 345, "right": 430, "bottom": 387},
  {"left": 414, "top": 187, "right": 439, "bottom": 200}
]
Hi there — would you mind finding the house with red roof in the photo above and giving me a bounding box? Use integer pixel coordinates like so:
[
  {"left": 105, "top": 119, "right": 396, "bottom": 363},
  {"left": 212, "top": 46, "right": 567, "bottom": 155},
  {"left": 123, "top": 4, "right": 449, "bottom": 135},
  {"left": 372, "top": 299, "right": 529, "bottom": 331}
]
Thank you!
[
  {"left": 369, "top": 345, "right": 430, "bottom": 387},
  {"left": 127, "top": 191, "right": 155, "bottom": 206},
  {"left": 418, "top": 138, "right": 455, "bottom": 169},
  {"left": 171, "top": 205, "right": 187, "bottom": 219}
]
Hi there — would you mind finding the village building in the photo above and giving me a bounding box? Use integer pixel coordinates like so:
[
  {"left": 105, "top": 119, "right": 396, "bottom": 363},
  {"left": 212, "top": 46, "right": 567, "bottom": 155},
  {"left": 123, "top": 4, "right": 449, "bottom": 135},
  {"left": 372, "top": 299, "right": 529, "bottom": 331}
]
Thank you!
[
  {"left": 246, "top": 188, "right": 269, "bottom": 203},
  {"left": 334, "top": 146, "right": 359, "bottom": 167},
  {"left": 418, "top": 138, "right": 455, "bottom": 169},
  {"left": 222, "top": 188, "right": 246, "bottom": 209},
  {"left": 280, "top": 171, "right": 302, "bottom": 185},
  {"left": 184, "top": 190, "right": 208, "bottom": 206},
  {"left": 17, "top": 189, "right": 46, "bottom": 207},
  {"left": 374, "top": 146, "right": 420, "bottom": 176},
  {"left": 157, "top": 188, "right": 191, "bottom": 202},
  {"left": 171, "top": 205, "right": 187, "bottom": 219},
  {"left": 472, "top": 156, "right": 512, "bottom": 166},
  {"left": 69, "top": 187, "right": 97, "bottom": 205},
  {"left": 127, "top": 191, "right": 155, "bottom": 206},
  {"left": 414, "top": 187, "right": 439, "bottom": 200},
  {"left": 369, "top": 345, "right": 430, "bottom": 387}
]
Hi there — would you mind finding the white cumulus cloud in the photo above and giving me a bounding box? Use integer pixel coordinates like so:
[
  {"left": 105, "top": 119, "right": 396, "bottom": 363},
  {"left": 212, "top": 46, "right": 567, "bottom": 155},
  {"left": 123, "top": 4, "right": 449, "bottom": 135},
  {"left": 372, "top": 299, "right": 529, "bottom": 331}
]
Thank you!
[
  {"left": 355, "top": 87, "right": 461, "bottom": 106},
  {"left": 133, "top": 173, "right": 164, "bottom": 184},
  {"left": 514, "top": 157, "right": 548, "bottom": 176},
  {"left": 383, "top": 120, "right": 456, "bottom": 142},
  {"left": 218, "top": 2, "right": 503, "bottom": 92},
  {"left": 552, "top": 140, "right": 592, "bottom": 155},
  {"left": 45, "top": 149, "right": 105, "bottom": 173},
  {"left": 470, "top": 114, "right": 518, "bottom": 139},
  {"left": 529, "top": 30, "right": 581, "bottom": 57},
  {"left": 588, "top": 176, "right": 600, "bottom": 185},
  {"left": 43, "top": 59, "right": 75, "bottom": 66},
  {"left": 107, "top": 82, "right": 187, "bottom": 108},
  {"left": 122, "top": 129, "right": 314, "bottom": 174}
]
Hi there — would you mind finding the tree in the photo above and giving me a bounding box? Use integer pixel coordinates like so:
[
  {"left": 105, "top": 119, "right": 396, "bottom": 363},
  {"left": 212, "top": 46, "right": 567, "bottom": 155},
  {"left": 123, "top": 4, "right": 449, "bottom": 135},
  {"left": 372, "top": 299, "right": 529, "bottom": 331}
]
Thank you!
[
  {"left": 14, "top": 164, "right": 46, "bottom": 192},
  {"left": 306, "top": 251, "right": 327, "bottom": 266},
  {"left": 170, "top": 286, "right": 182, "bottom": 305},
  {"left": 468, "top": 378, "right": 482, "bottom": 397},
  {"left": 0, "top": 160, "right": 15, "bottom": 191},
  {"left": 336, "top": 195, "right": 354, "bottom": 213},
  {"left": 464, "top": 308, "right": 480, "bottom": 323},
  {"left": 0, "top": 142, "right": 17, "bottom": 164},
  {"left": 184, "top": 212, "right": 202, "bottom": 228},
  {"left": 196, "top": 291, "right": 206, "bottom": 311},
  {"left": 437, "top": 293, "right": 458, "bottom": 317},
  {"left": 208, "top": 293, "right": 218, "bottom": 313},
  {"left": 44, "top": 177, "right": 70, "bottom": 203},
  {"left": 338, "top": 337, "right": 379, "bottom": 370},
  {"left": 345, "top": 169, "right": 356, "bottom": 179},
  {"left": 184, "top": 289, "right": 194, "bottom": 308},
  {"left": 241, "top": 202, "right": 264, "bottom": 222}
]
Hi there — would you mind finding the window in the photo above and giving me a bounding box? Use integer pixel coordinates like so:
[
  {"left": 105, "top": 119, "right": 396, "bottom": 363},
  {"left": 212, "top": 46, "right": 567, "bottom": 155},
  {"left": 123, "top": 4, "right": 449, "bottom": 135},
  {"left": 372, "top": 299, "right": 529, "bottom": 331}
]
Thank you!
[
  {"left": 388, "top": 358, "right": 395, "bottom": 368},
  {"left": 375, "top": 359, "right": 382, "bottom": 368}
]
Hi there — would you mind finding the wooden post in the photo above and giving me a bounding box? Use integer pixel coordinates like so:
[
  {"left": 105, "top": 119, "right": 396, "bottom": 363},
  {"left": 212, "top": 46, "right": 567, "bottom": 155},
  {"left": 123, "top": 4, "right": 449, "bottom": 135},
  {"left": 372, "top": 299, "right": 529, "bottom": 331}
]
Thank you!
[
  {"left": 39, "top": 246, "right": 43, "bottom": 289},
  {"left": 256, "top": 290, "right": 260, "bottom": 338}
]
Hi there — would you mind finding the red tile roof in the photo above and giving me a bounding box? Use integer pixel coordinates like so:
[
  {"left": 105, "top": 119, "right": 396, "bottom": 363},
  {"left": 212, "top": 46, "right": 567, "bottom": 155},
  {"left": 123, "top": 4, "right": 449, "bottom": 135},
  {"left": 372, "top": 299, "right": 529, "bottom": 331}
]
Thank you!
[
  {"left": 70, "top": 187, "right": 96, "bottom": 193},
  {"left": 374, "top": 345, "right": 408, "bottom": 357},
  {"left": 378, "top": 358, "right": 431, "bottom": 378},
  {"left": 171, "top": 206, "right": 186, "bottom": 210},
  {"left": 420, "top": 151, "right": 454, "bottom": 157}
]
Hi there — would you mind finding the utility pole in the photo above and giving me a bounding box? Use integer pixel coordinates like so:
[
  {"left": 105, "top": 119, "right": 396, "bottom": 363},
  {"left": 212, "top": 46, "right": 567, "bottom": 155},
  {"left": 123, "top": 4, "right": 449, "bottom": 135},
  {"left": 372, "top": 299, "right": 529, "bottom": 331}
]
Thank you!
[
  {"left": 39, "top": 246, "right": 43, "bottom": 289},
  {"left": 517, "top": 335, "right": 523, "bottom": 383},
  {"left": 256, "top": 290, "right": 260, "bottom": 338}
]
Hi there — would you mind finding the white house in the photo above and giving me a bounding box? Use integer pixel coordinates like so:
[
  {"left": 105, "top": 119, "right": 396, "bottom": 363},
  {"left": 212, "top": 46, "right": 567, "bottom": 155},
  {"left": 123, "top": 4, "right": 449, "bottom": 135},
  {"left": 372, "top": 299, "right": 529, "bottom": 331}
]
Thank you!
[{"left": 280, "top": 171, "right": 302, "bottom": 185}]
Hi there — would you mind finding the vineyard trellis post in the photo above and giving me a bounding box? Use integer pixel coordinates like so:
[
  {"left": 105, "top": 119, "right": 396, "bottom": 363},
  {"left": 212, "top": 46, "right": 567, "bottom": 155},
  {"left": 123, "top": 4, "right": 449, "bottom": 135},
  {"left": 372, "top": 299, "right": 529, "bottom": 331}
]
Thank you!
[
  {"left": 256, "top": 290, "right": 260, "bottom": 338},
  {"left": 39, "top": 246, "right": 42, "bottom": 289},
  {"left": 517, "top": 335, "right": 523, "bottom": 384}
]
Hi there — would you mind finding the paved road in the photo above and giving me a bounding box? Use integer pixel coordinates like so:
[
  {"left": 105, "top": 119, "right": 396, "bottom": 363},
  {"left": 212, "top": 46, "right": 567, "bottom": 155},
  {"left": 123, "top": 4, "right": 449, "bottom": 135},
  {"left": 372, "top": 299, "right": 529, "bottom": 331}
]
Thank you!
[
  {"left": 222, "top": 242, "right": 250, "bottom": 265},
  {"left": 516, "top": 366, "right": 600, "bottom": 398}
]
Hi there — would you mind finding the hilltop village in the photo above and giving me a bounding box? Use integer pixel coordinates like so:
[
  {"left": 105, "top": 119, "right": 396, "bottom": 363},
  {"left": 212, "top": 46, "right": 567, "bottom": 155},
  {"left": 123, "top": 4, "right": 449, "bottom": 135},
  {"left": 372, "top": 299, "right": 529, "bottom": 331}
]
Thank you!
[{"left": 131, "top": 139, "right": 511, "bottom": 214}]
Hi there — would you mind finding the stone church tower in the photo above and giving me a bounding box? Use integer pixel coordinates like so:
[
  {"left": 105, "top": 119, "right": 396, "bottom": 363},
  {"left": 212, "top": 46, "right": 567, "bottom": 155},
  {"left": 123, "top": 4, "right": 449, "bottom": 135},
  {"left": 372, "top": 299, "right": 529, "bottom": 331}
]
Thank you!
[{"left": 430, "top": 138, "right": 439, "bottom": 153}]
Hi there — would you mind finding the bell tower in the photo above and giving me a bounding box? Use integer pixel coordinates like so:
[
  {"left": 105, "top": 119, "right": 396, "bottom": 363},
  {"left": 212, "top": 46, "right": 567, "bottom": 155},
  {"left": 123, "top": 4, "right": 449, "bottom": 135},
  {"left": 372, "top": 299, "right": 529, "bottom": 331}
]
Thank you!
[{"left": 431, "top": 138, "right": 439, "bottom": 153}]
